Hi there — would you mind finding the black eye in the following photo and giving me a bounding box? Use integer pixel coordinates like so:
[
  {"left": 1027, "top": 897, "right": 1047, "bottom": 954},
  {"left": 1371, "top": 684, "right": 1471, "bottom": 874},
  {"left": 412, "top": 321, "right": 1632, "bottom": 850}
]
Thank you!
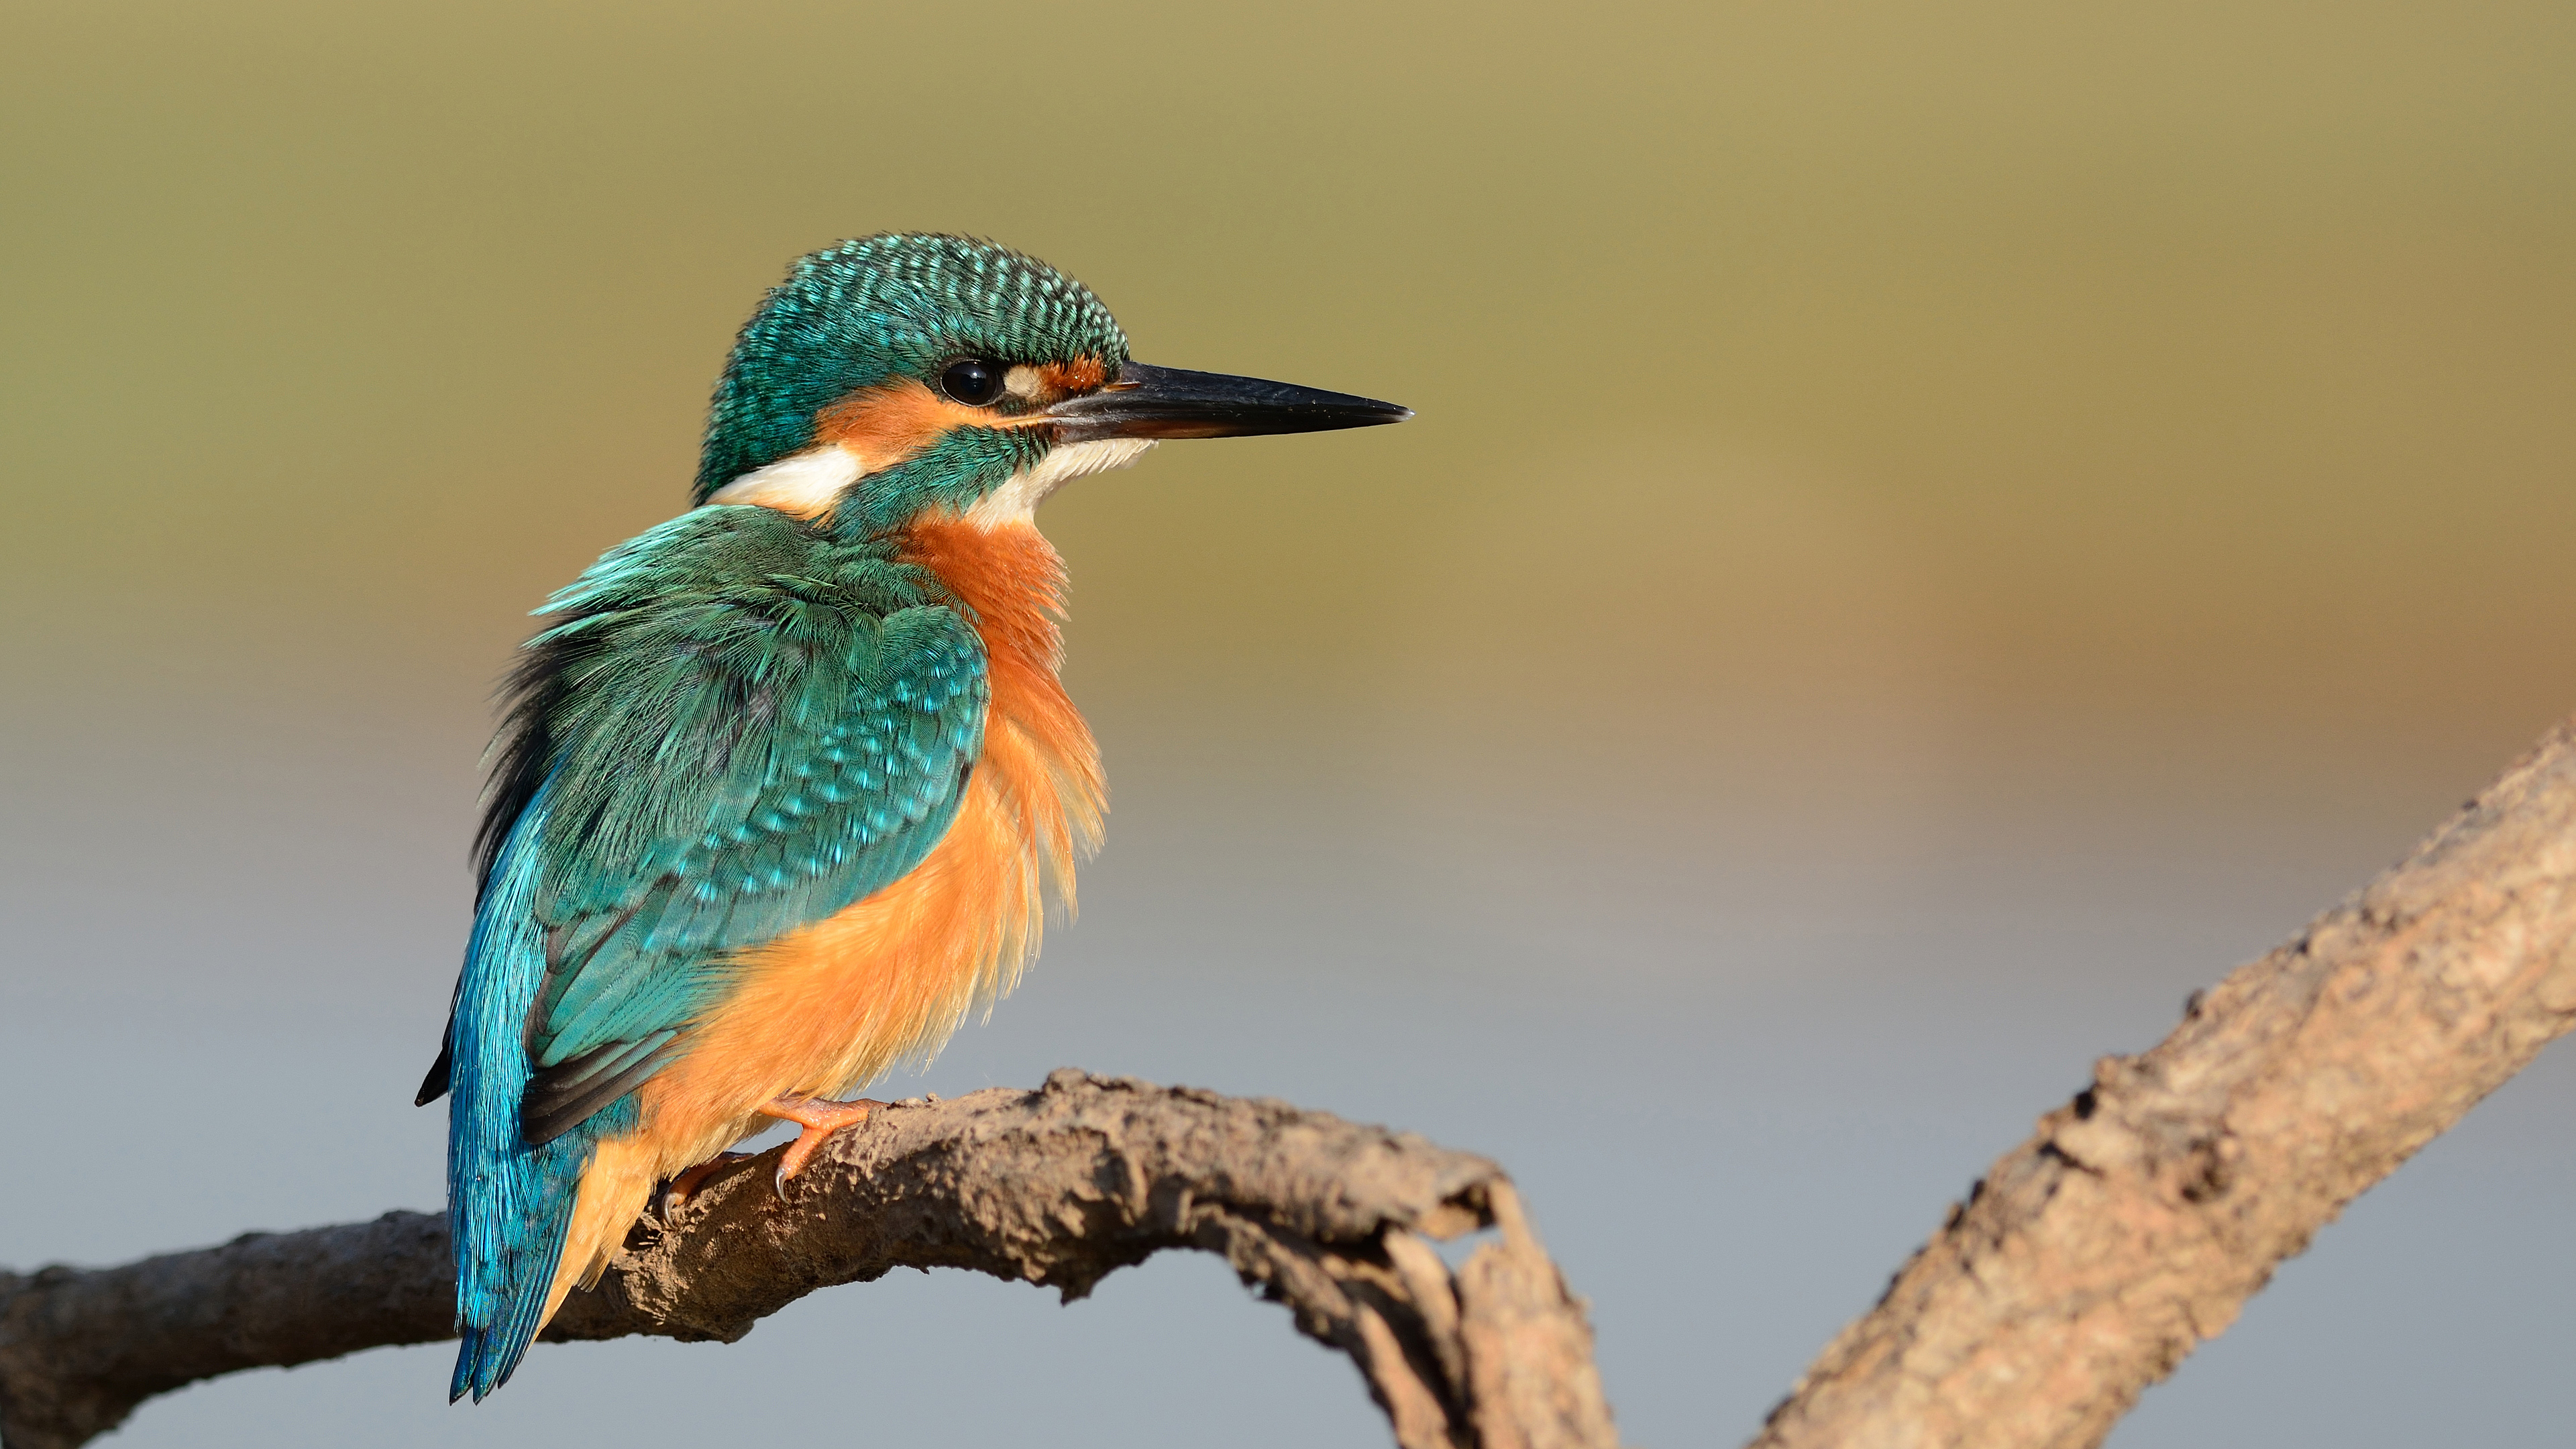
[{"left": 939, "top": 358, "right": 1004, "bottom": 406}]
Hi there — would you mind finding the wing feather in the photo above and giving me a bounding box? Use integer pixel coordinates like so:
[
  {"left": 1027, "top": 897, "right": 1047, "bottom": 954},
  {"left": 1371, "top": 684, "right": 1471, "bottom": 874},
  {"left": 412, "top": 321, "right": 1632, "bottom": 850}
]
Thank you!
[{"left": 421, "top": 506, "right": 987, "bottom": 1142}]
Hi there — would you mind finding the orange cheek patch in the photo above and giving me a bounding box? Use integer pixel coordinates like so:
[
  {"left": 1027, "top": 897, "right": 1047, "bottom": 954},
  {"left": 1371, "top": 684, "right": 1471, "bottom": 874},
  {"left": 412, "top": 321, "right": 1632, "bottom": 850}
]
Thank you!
[
  {"left": 813, "top": 378, "right": 986, "bottom": 472},
  {"left": 812, "top": 378, "right": 1049, "bottom": 472}
]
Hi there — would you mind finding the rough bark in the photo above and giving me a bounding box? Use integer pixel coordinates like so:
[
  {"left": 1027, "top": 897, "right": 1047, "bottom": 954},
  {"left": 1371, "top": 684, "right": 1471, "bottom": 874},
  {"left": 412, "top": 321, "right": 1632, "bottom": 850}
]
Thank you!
[
  {"left": 1754, "top": 718, "right": 2576, "bottom": 1449},
  {"left": 0, "top": 1070, "right": 1618, "bottom": 1449}
]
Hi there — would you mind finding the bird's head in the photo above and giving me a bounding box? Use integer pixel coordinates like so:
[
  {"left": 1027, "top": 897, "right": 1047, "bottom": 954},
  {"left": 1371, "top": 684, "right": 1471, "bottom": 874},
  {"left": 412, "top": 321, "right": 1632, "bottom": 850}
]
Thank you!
[{"left": 695, "top": 234, "right": 1407, "bottom": 534}]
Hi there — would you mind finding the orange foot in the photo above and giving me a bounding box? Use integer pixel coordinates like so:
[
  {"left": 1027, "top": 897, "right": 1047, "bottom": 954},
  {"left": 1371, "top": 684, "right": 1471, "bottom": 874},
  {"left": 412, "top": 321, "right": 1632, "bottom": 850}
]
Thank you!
[
  {"left": 659, "top": 1150, "right": 755, "bottom": 1218},
  {"left": 760, "top": 1094, "right": 883, "bottom": 1196}
]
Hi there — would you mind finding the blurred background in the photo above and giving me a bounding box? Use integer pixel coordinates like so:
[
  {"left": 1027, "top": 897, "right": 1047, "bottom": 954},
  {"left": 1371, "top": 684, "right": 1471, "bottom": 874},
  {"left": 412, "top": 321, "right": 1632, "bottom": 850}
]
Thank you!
[{"left": 3, "top": 1, "right": 2571, "bottom": 1444}]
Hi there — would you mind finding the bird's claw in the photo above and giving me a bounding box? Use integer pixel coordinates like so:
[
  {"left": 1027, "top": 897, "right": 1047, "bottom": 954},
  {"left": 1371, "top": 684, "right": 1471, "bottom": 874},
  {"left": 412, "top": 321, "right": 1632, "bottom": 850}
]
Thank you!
[{"left": 759, "top": 1094, "right": 883, "bottom": 1199}]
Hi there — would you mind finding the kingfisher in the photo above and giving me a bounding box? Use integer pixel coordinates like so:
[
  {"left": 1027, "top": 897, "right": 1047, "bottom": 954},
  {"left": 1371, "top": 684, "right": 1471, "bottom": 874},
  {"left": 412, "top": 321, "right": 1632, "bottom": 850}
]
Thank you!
[{"left": 414, "top": 234, "right": 1407, "bottom": 1400}]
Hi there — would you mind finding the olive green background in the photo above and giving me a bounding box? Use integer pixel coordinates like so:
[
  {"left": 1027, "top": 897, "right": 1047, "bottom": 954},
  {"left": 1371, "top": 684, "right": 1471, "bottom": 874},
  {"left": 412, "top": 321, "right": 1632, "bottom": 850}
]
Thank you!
[{"left": 3, "top": 3, "right": 2571, "bottom": 1445}]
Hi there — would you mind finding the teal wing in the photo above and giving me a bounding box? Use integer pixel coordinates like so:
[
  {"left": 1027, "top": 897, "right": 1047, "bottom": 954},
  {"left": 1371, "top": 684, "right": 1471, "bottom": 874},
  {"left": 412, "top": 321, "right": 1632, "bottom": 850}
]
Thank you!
[
  {"left": 452, "top": 506, "right": 988, "bottom": 1143},
  {"left": 443, "top": 508, "right": 984, "bottom": 1399}
]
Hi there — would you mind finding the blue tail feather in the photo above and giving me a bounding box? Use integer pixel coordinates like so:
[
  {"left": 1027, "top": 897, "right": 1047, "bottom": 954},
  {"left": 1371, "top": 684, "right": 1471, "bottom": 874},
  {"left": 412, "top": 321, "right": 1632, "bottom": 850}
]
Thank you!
[{"left": 447, "top": 794, "right": 633, "bottom": 1401}]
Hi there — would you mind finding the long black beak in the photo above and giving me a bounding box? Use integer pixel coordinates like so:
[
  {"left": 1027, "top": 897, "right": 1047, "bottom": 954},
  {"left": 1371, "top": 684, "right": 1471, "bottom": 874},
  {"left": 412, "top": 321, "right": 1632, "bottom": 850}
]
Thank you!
[{"left": 1047, "top": 362, "right": 1411, "bottom": 442}]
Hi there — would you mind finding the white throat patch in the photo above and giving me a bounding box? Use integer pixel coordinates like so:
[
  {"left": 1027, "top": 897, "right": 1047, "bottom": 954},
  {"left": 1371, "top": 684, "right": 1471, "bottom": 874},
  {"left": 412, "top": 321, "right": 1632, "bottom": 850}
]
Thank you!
[
  {"left": 963, "top": 437, "right": 1158, "bottom": 530},
  {"left": 702, "top": 435, "right": 1156, "bottom": 527}
]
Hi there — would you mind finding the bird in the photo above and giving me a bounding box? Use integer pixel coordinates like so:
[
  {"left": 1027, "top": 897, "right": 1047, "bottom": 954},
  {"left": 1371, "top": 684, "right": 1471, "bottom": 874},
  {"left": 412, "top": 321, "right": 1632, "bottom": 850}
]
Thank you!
[{"left": 412, "top": 233, "right": 1407, "bottom": 1401}]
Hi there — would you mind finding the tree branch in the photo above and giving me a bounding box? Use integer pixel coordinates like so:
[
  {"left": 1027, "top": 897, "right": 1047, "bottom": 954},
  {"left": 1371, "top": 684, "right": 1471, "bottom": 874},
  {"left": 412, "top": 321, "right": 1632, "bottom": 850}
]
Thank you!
[
  {"left": 1753, "top": 717, "right": 2576, "bottom": 1449},
  {"left": 0, "top": 1070, "right": 1619, "bottom": 1449},
  {"left": 15, "top": 722, "right": 2576, "bottom": 1449}
]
